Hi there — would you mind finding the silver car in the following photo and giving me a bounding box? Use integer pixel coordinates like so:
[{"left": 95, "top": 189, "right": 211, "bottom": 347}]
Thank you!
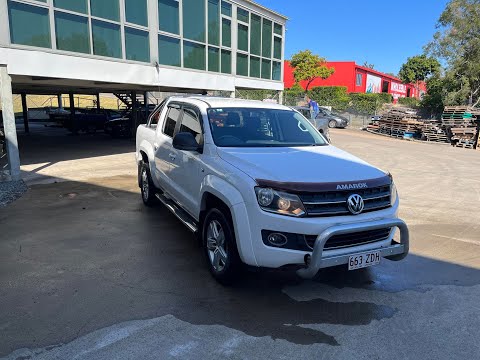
[{"left": 291, "top": 106, "right": 330, "bottom": 142}]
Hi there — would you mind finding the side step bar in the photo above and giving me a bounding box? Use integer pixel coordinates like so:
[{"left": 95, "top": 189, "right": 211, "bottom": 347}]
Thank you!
[{"left": 155, "top": 193, "right": 198, "bottom": 233}]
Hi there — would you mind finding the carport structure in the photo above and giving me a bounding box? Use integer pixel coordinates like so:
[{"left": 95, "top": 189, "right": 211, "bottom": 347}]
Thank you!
[{"left": 0, "top": 0, "right": 286, "bottom": 181}]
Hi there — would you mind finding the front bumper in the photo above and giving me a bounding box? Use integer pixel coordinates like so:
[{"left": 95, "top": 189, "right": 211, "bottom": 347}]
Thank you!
[{"left": 296, "top": 218, "right": 409, "bottom": 279}]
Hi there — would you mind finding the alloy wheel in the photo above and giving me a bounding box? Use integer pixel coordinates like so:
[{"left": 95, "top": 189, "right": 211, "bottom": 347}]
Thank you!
[
  {"left": 141, "top": 168, "right": 149, "bottom": 201},
  {"left": 206, "top": 220, "right": 228, "bottom": 272}
]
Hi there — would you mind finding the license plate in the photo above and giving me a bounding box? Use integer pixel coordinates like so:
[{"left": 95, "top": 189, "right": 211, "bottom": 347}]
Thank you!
[{"left": 348, "top": 251, "right": 380, "bottom": 270}]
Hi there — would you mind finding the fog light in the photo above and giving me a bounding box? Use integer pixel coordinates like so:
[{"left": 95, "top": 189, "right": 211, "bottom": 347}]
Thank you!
[
  {"left": 267, "top": 233, "right": 288, "bottom": 247},
  {"left": 304, "top": 254, "right": 311, "bottom": 266}
]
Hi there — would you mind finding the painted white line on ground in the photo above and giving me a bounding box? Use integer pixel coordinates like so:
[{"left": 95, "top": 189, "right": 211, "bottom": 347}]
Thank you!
[{"left": 432, "top": 234, "right": 480, "bottom": 246}]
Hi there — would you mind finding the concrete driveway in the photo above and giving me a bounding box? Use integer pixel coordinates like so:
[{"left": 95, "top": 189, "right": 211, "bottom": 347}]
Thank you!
[{"left": 0, "top": 129, "right": 479, "bottom": 359}]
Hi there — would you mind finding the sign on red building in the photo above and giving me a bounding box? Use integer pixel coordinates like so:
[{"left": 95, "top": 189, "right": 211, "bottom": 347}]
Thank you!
[{"left": 390, "top": 82, "right": 407, "bottom": 100}]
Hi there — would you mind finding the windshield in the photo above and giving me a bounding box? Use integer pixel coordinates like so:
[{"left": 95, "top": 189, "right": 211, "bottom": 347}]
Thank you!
[{"left": 207, "top": 108, "right": 328, "bottom": 147}]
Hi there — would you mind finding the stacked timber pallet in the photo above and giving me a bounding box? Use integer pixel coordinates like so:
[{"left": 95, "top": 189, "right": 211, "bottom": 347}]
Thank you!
[
  {"left": 441, "top": 106, "right": 480, "bottom": 149},
  {"left": 367, "top": 108, "right": 424, "bottom": 138},
  {"left": 421, "top": 120, "right": 450, "bottom": 143}
]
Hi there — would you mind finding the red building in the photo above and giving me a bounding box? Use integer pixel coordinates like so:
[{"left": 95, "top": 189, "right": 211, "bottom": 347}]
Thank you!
[{"left": 284, "top": 61, "right": 426, "bottom": 101}]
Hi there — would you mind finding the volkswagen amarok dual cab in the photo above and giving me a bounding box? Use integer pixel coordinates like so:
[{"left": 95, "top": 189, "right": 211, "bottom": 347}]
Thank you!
[{"left": 136, "top": 97, "right": 409, "bottom": 284}]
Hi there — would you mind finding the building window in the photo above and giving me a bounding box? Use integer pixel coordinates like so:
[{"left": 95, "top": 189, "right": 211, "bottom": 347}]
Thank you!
[
  {"left": 237, "top": 8, "right": 249, "bottom": 23},
  {"left": 237, "top": 24, "right": 248, "bottom": 52},
  {"left": 54, "top": 11, "right": 90, "bottom": 54},
  {"left": 262, "top": 19, "right": 272, "bottom": 58},
  {"left": 222, "top": 18, "right": 231, "bottom": 47},
  {"left": 183, "top": 0, "right": 205, "bottom": 42},
  {"left": 208, "top": 0, "right": 220, "bottom": 46},
  {"left": 356, "top": 73, "right": 363, "bottom": 86},
  {"left": 250, "top": 14, "right": 261, "bottom": 56},
  {"left": 272, "top": 61, "right": 281, "bottom": 81},
  {"left": 221, "top": 49, "right": 231, "bottom": 74},
  {"left": 273, "top": 36, "right": 282, "bottom": 59},
  {"left": 250, "top": 56, "right": 260, "bottom": 78},
  {"left": 208, "top": 47, "right": 219, "bottom": 72},
  {"left": 158, "top": 35, "right": 180, "bottom": 67},
  {"left": 158, "top": 0, "right": 179, "bottom": 35},
  {"left": 261, "top": 59, "right": 271, "bottom": 79},
  {"left": 183, "top": 41, "right": 206, "bottom": 70},
  {"left": 125, "top": 27, "right": 150, "bottom": 62},
  {"left": 90, "top": 0, "right": 119, "bottom": 22},
  {"left": 54, "top": 0, "right": 87, "bottom": 14},
  {"left": 274, "top": 23, "right": 282, "bottom": 35},
  {"left": 125, "top": 0, "right": 147, "bottom": 27},
  {"left": 237, "top": 53, "right": 248, "bottom": 76},
  {"left": 8, "top": 1, "right": 51, "bottom": 48},
  {"left": 221, "top": 1, "right": 231, "bottom": 17},
  {"left": 92, "top": 19, "right": 121, "bottom": 58}
]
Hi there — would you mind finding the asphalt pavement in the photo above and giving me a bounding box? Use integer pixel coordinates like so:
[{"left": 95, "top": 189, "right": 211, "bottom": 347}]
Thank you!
[{"left": 0, "top": 129, "right": 479, "bottom": 359}]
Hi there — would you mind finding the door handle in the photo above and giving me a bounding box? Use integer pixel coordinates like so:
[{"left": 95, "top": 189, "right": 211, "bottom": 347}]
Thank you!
[
  {"left": 168, "top": 153, "right": 176, "bottom": 160},
  {"left": 153, "top": 143, "right": 159, "bottom": 151}
]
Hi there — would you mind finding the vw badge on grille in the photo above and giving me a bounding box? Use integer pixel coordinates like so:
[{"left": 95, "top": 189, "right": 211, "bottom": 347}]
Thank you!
[{"left": 347, "top": 194, "right": 364, "bottom": 215}]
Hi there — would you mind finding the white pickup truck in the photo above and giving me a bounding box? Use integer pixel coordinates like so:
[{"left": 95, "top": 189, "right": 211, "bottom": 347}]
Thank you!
[{"left": 136, "top": 96, "right": 409, "bottom": 284}]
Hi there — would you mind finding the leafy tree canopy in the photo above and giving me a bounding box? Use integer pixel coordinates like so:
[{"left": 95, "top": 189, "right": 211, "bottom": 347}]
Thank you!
[
  {"left": 426, "top": 0, "right": 480, "bottom": 106},
  {"left": 398, "top": 55, "right": 440, "bottom": 84},
  {"left": 290, "top": 50, "right": 335, "bottom": 91}
]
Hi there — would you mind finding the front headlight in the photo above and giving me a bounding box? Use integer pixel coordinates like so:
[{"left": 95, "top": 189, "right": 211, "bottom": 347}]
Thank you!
[
  {"left": 391, "top": 181, "right": 398, "bottom": 206},
  {"left": 255, "top": 187, "right": 306, "bottom": 217}
]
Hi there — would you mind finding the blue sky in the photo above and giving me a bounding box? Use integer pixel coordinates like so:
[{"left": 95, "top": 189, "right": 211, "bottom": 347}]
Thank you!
[{"left": 257, "top": 0, "right": 449, "bottom": 75}]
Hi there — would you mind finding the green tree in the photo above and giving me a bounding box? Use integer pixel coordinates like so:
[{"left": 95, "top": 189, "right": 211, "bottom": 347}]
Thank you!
[
  {"left": 420, "top": 74, "right": 446, "bottom": 117},
  {"left": 290, "top": 50, "right": 335, "bottom": 91},
  {"left": 426, "top": 0, "right": 480, "bottom": 106},
  {"left": 398, "top": 55, "right": 440, "bottom": 97}
]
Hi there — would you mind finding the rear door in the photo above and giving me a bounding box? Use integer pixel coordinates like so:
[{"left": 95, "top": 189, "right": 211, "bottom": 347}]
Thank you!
[
  {"left": 153, "top": 103, "right": 182, "bottom": 194},
  {"left": 167, "top": 104, "right": 204, "bottom": 217}
]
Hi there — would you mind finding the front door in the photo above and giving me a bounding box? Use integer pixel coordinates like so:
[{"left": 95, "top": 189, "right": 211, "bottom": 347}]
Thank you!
[
  {"left": 168, "top": 105, "right": 205, "bottom": 218},
  {"left": 154, "top": 104, "right": 182, "bottom": 195}
]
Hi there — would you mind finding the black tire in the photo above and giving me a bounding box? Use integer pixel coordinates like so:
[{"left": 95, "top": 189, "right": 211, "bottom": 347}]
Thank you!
[
  {"left": 202, "top": 208, "right": 242, "bottom": 285},
  {"left": 139, "top": 162, "right": 157, "bottom": 207},
  {"left": 328, "top": 120, "right": 337, "bottom": 128}
]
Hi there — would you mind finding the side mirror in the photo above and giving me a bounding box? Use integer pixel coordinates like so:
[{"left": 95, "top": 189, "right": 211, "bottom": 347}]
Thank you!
[{"left": 172, "top": 132, "right": 201, "bottom": 152}]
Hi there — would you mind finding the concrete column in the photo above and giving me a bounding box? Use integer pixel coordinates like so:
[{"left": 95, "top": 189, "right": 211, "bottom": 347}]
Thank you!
[
  {"left": 278, "top": 90, "right": 284, "bottom": 105},
  {"left": 69, "top": 93, "right": 76, "bottom": 134},
  {"left": 0, "top": 66, "right": 21, "bottom": 180},
  {"left": 21, "top": 93, "right": 30, "bottom": 134},
  {"left": 57, "top": 94, "right": 63, "bottom": 110},
  {"left": 230, "top": 90, "right": 236, "bottom": 98},
  {"left": 131, "top": 91, "right": 138, "bottom": 134}
]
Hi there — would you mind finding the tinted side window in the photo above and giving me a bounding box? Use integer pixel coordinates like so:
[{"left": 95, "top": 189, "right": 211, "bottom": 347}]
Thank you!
[
  {"left": 163, "top": 106, "right": 181, "bottom": 137},
  {"left": 300, "top": 109, "right": 310, "bottom": 118},
  {"left": 179, "top": 108, "right": 202, "bottom": 143}
]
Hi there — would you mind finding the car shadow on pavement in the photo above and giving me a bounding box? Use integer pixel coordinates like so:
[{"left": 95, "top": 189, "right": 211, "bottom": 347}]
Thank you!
[{"left": 0, "top": 175, "right": 479, "bottom": 356}]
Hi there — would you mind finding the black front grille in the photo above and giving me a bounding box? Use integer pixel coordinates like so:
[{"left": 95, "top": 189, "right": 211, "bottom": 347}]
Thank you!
[
  {"left": 305, "top": 228, "right": 392, "bottom": 250},
  {"left": 299, "top": 185, "right": 391, "bottom": 217}
]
